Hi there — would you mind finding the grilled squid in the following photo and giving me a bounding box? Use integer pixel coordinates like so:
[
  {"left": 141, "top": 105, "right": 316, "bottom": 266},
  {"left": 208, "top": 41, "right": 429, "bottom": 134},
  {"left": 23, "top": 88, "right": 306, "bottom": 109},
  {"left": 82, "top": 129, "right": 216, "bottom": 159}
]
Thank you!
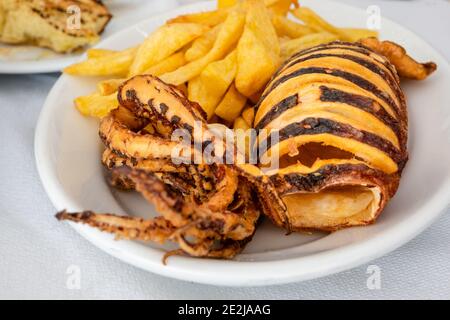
[
  {"left": 57, "top": 75, "right": 261, "bottom": 259},
  {"left": 254, "top": 41, "right": 411, "bottom": 231}
]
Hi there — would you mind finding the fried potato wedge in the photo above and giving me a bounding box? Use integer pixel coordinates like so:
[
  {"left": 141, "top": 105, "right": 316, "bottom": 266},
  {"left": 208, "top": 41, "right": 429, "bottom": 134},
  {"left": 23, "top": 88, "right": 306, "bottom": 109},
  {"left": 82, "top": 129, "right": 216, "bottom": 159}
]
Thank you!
[
  {"left": 236, "top": 0, "right": 280, "bottom": 96},
  {"left": 217, "top": 0, "right": 298, "bottom": 12},
  {"left": 75, "top": 93, "right": 118, "bottom": 117},
  {"left": 144, "top": 51, "right": 187, "bottom": 76},
  {"left": 187, "top": 76, "right": 203, "bottom": 108},
  {"left": 272, "top": 15, "right": 314, "bottom": 38},
  {"left": 86, "top": 48, "right": 117, "bottom": 59},
  {"left": 236, "top": 29, "right": 278, "bottom": 97},
  {"left": 185, "top": 24, "right": 221, "bottom": 62},
  {"left": 218, "top": 0, "right": 237, "bottom": 9},
  {"left": 268, "top": 0, "right": 299, "bottom": 16},
  {"left": 97, "top": 78, "right": 124, "bottom": 95},
  {"left": 245, "top": 0, "right": 280, "bottom": 55},
  {"left": 341, "top": 28, "right": 378, "bottom": 42},
  {"left": 280, "top": 32, "right": 338, "bottom": 60},
  {"left": 129, "top": 23, "right": 208, "bottom": 76},
  {"left": 292, "top": 7, "right": 379, "bottom": 43},
  {"left": 215, "top": 83, "right": 247, "bottom": 122},
  {"left": 167, "top": 9, "right": 228, "bottom": 27},
  {"left": 233, "top": 116, "right": 251, "bottom": 130},
  {"left": 64, "top": 46, "right": 138, "bottom": 77},
  {"left": 96, "top": 52, "right": 186, "bottom": 96},
  {"left": 188, "top": 50, "right": 237, "bottom": 119},
  {"left": 161, "top": 9, "right": 245, "bottom": 85},
  {"left": 292, "top": 7, "right": 348, "bottom": 39},
  {"left": 241, "top": 106, "right": 255, "bottom": 127}
]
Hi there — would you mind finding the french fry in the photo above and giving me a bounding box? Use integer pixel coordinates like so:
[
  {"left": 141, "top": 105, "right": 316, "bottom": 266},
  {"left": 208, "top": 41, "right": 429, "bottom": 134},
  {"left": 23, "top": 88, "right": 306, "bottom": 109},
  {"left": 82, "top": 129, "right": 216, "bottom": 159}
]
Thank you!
[
  {"left": 292, "top": 7, "right": 367, "bottom": 42},
  {"left": 245, "top": 0, "right": 280, "bottom": 54},
  {"left": 278, "top": 36, "right": 291, "bottom": 44},
  {"left": 219, "top": 0, "right": 289, "bottom": 8},
  {"left": 280, "top": 32, "right": 339, "bottom": 60},
  {"left": 167, "top": 9, "right": 228, "bottom": 27},
  {"left": 268, "top": 0, "right": 299, "bottom": 16},
  {"left": 341, "top": 28, "right": 379, "bottom": 42},
  {"left": 233, "top": 116, "right": 250, "bottom": 130},
  {"left": 235, "top": 0, "right": 280, "bottom": 97},
  {"left": 264, "top": 0, "right": 285, "bottom": 6},
  {"left": 128, "top": 23, "right": 208, "bottom": 76},
  {"left": 185, "top": 24, "right": 221, "bottom": 62},
  {"left": 241, "top": 106, "right": 255, "bottom": 127},
  {"left": 86, "top": 48, "right": 117, "bottom": 59},
  {"left": 237, "top": 30, "right": 275, "bottom": 97},
  {"left": 95, "top": 52, "right": 185, "bottom": 96},
  {"left": 188, "top": 76, "right": 202, "bottom": 105},
  {"left": 236, "top": 0, "right": 280, "bottom": 97},
  {"left": 215, "top": 84, "right": 247, "bottom": 122},
  {"left": 74, "top": 93, "right": 118, "bottom": 117},
  {"left": 144, "top": 51, "right": 187, "bottom": 76},
  {"left": 64, "top": 46, "right": 138, "bottom": 77},
  {"left": 218, "top": 0, "right": 236, "bottom": 9},
  {"left": 272, "top": 15, "right": 314, "bottom": 38},
  {"left": 188, "top": 51, "right": 237, "bottom": 119},
  {"left": 160, "top": 9, "right": 245, "bottom": 86},
  {"left": 97, "top": 78, "right": 124, "bottom": 95}
]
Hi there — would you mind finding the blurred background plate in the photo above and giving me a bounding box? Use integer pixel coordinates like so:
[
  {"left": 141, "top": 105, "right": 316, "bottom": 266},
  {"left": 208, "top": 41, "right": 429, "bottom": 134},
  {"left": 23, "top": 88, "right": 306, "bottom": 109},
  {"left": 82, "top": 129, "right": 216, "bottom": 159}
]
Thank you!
[{"left": 0, "top": 0, "right": 178, "bottom": 74}]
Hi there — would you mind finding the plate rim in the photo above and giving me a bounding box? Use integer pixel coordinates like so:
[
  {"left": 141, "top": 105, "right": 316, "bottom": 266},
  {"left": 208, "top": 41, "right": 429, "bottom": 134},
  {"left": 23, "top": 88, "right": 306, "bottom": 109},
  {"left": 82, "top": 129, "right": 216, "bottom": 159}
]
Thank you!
[{"left": 35, "top": 0, "right": 450, "bottom": 286}]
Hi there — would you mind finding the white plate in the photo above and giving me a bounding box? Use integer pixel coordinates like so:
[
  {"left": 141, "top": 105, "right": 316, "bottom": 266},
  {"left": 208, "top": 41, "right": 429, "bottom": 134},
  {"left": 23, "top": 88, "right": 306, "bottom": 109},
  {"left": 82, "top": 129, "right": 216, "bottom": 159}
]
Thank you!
[
  {"left": 35, "top": 0, "right": 450, "bottom": 286},
  {"left": 0, "top": 0, "right": 178, "bottom": 74}
]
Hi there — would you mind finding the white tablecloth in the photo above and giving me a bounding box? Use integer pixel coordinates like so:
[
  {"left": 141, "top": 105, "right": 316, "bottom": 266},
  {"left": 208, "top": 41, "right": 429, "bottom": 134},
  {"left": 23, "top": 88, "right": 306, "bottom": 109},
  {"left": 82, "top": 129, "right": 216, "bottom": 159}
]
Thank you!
[{"left": 0, "top": 0, "right": 449, "bottom": 299}]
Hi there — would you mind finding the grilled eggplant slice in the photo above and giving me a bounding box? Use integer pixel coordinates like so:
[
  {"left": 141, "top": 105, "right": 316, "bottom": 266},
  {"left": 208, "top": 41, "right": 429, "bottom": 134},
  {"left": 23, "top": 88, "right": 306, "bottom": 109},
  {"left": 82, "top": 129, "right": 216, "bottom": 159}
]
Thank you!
[{"left": 255, "top": 41, "right": 409, "bottom": 231}]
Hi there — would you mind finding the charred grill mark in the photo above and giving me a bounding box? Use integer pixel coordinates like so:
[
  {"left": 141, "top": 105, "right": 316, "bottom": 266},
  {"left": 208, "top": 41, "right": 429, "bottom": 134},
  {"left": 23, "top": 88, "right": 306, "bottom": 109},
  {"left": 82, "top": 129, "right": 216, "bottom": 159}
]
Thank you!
[
  {"left": 159, "top": 103, "right": 169, "bottom": 115},
  {"left": 260, "top": 67, "right": 401, "bottom": 119},
  {"left": 183, "top": 123, "right": 194, "bottom": 134},
  {"left": 161, "top": 173, "right": 195, "bottom": 195},
  {"left": 197, "top": 219, "right": 225, "bottom": 234},
  {"left": 260, "top": 117, "right": 403, "bottom": 164},
  {"left": 126, "top": 89, "right": 137, "bottom": 102},
  {"left": 171, "top": 115, "right": 181, "bottom": 124},
  {"left": 166, "top": 83, "right": 207, "bottom": 121},
  {"left": 269, "top": 163, "right": 388, "bottom": 195},
  {"left": 148, "top": 104, "right": 174, "bottom": 135},
  {"left": 127, "top": 168, "right": 187, "bottom": 213},
  {"left": 290, "top": 43, "right": 373, "bottom": 63},
  {"left": 319, "top": 86, "right": 403, "bottom": 145},
  {"left": 280, "top": 53, "right": 403, "bottom": 104},
  {"left": 277, "top": 42, "right": 399, "bottom": 82},
  {"left": 130, "top": 157, "right": 138, "bottom": 166},
  {"left": 255, "top": 94, "right": 299, "bottom": 130}
]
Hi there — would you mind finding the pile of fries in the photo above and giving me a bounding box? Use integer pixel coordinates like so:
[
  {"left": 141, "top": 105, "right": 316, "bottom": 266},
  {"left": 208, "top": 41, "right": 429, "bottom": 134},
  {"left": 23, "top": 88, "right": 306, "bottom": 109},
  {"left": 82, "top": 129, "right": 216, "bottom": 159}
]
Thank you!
[{"left": 65, "top": 0, "right": 377, "bottom": 129}]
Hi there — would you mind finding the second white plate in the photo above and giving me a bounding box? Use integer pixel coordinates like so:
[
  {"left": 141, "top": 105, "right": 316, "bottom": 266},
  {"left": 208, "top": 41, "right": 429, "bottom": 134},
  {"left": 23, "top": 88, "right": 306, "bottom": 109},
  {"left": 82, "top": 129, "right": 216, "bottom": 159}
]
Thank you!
[{"left": 0, "top": 0, "right": 179, "bottom": 74}]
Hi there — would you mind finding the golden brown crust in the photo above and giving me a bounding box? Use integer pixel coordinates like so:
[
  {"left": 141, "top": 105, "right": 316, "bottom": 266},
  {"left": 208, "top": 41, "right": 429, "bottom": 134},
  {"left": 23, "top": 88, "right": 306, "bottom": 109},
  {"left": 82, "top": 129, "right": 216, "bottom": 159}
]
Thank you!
[
  {"left": 359, "top": 37, "right": 437, "bottom": 80},
  {"left": 57, "top": 75, "right": 261, "bottom": 260}
]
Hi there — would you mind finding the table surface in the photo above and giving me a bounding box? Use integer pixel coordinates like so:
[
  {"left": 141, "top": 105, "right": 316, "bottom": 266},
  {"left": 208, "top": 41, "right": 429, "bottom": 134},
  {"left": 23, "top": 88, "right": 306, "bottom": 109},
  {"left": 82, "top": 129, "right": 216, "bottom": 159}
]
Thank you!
[{"left": 0, "top": 0, "right": 449, "bottom": 299}]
